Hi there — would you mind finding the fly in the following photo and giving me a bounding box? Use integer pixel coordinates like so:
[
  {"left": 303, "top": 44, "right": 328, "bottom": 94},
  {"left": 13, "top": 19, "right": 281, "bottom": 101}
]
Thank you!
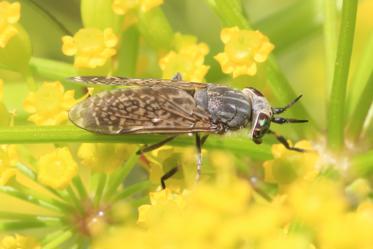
[{"left": 68, "top": 73, "right": 308, "bottom": 188}]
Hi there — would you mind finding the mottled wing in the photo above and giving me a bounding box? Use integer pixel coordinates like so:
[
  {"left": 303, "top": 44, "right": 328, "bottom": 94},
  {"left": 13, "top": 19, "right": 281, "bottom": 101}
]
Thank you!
[
  {"left": 69, "top": 87, "right": 219, "bottom": 134},
  {"left": 67, "top": 76, "right": 209, "bottom": 90}
]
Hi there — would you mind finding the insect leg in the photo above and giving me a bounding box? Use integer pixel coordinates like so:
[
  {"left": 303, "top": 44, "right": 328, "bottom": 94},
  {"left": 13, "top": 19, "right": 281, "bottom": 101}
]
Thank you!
[
  {"left": 172, "top": 72, "right": 183, "bottom": 81},
  {"left": 268, "top": 130, "right": 306, "bottom": 152},
  {"left": 201, "top": 134, "right": 209, "bottom": 146},
  {"left": 272, "top": 117, "right": 308, "bottom": 124},
  {"left": 136, "top": 136, "right": 178, "bottom": 154},
  {"left": 195, "top": 133, "right": 203, "bottom": 181},
  {"left": 272, "top": 95, "right": 303, "bottom": 114},
  {"left": 161, "top": 166, "right": 179, "bottom": 189}
]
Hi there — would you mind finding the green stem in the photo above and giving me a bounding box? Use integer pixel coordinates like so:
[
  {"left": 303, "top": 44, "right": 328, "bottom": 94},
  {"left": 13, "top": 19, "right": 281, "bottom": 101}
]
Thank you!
[
  {"left": 0, "top": 185, "right": 70, "bottom": 212},
  {"left": 0, "top": 126, "right": 272, "bottom": 159},
  {"left": 0, "top": 212, "right": 61, "bottom": 221},
  {"left": 112, "top": 180, "right": 152, "bottom": 201},
  {"left": 205, "top": 0, "right": 249, "bottom": 28},
  {"left": 94, "top": 173, "right": 107, "bottom": 206},
  {"left": 347, "top": 72, "right": 373, "bottom": 140},
  {"left": 105, "top": 153, "right": 140, "bottom": 200},
  {"left": 323, "top": 0, "right": 338, "bottom": 95},
  {"left": 115, "top": 26, "right": 139, "bottom": 77},
  {"left": 351, "top": 150, "right": 373, "bottom": 177},
  {"left": 327, "top": 0, "right": 358, "bottom": 152},
  {"left": 72, "top": 176, "right": 88, "bottom": 200},
  {"left": 347, "top": 33, "right": 373, "bottom": 116},
  {"left": 42, "top": 230, "right": 73, "bottom": 249},
  {"left": 29, "top": 57, "right": 76, "bottom": 80},
  {"left": 137, "top": 8, "right": 173, "bottom": 50},
  {"left": 0, "top": 219, "right": 62, "bottom": 231},
  {"left": 66, "top": 186, "right": 83, "bottom": 212}
]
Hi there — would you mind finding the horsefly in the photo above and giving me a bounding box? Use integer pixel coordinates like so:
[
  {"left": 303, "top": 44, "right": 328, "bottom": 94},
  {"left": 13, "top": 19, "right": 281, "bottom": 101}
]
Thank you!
[{"left": 68, "top": 73, "right": 308, "bottom": 188}]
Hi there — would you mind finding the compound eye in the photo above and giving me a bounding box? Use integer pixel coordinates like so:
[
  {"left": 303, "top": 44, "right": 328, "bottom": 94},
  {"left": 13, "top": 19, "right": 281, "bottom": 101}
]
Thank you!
[{"left": 253, "top": 112, "right": 271, "bottom": 138}]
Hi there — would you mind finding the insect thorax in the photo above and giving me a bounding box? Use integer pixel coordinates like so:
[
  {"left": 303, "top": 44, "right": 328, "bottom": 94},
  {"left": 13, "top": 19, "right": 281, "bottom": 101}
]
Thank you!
[{"left": 194, "top": 85, "right": 252, "bottom": 130}]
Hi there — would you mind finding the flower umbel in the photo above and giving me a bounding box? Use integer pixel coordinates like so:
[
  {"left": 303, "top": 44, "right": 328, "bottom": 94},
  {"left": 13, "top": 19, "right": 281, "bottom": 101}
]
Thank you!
[
  {"left": 37, "top": 147, "right": 78, "bottom": 189},
  {"left": 23, "top": 81, "right": 77, "bottom": 125},
  {"left": 159, "top": 33, "right": 210, "bottom": 81},
  {"left": 215, "top": 27, "right": 274, "bottom": 78},
  {"left": 0, "top": 1, "right": 21, "bottom": 48},
  {"left": 62, "top": 28, "right": 118, "bottom": 69}
]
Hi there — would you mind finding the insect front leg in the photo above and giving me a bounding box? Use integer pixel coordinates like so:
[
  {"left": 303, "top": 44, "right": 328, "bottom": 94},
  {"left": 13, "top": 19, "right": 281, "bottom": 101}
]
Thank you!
[
  {"left": 161, "top": 167, "right": 179, "bottom": 189},
  {"left": 136, "top": 136, "right": 178, "bottom": 154},
  {"left": 268, "top": 130, "right": 307, "bottom": 152}
]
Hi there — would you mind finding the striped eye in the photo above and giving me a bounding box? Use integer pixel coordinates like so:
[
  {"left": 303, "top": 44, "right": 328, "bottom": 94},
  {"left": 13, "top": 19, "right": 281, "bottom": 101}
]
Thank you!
[{"left": 252, "top": 112, "right": 271, "bottom": 139}]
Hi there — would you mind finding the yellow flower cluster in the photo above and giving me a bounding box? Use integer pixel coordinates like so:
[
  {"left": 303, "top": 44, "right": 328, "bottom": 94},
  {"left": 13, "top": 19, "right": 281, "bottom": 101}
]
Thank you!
[
  {"left": 215, "top": 27, "right": 274, "bottom": 78},
  {"left": 112, "top": 0, "right": 163, "bottom": 15},
  {"left": 0, "top": 234, "right": 40, "bottom": 249},
  {"left": 0, "top": 145, "right": 18, "bottom": 185},
  {"left": 159, "top": 33, "right": 210, "bottom": 82},
  {"left": 0, "top": 1, "right": 20, "bottom": 48},
  {"left": 62, "top": 28, "right": 118, "bottom": 69},
  {"left": 94, "top": 170, "right": 373, "bottom": 249},
  {"left": 23, "top": 81, "right": 77, "bottom": 126},
  {"left": 37, "top": 147, "right": 78, "bottom": 189},
  {"left": 263, "top": 140, "right": 319, "bottom": 185}
]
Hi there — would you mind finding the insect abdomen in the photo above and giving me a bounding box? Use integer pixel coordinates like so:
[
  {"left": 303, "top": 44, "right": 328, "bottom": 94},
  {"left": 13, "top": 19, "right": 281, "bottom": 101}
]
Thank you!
[{"left": 194, "top": 86, "right": 251, "bottom": 130}]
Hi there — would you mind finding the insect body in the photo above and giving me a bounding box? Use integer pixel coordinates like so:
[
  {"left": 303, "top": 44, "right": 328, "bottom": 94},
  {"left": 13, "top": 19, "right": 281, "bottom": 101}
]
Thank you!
[{"left": 68, "top": 73, "right": 307, "bottom": 187}]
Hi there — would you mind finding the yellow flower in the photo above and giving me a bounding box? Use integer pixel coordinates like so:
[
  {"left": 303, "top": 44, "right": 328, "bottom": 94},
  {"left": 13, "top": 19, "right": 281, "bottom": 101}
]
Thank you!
[
  {"left": 215, "top": 27, "right": 274, "bottom": 78},
  {"left": 263, "top": 140, "right": 319, "bottom": 185},
  {"left": 94, "top": 175, "right": 291, "bottom": 249},
  {"left": 0, "top": 145, "right": 18, "bottom": 185},
  {"left": 62, "top": 28, "right": 118, "bottom": 69},
  {"left": 318, "top": 208, "right": 373, "bottom": 249},
  {"left": 159, "top": 34, "right": 210, "bottom": 82},
  {"left": 0, "top": 1, "right": 21, "bottom": 48},
  {"left": 78, "top": 143, "right": 137, "bottom": 173},
  {"left": 259, "top": 234, "right": 311, "bottom": 249},
  {"left": 37, "top": 147, "right": 78, "bottom": 189},
  {"left": 23, "top": 81, "right": 77, "bottom": 126},
  {"left": 287, "top": 179, "right": 347, "bottom": 227},
  {"left": 112, "top": 0, "right": 163, "bottom": 15},
  {"left": 137, "top": 188, "right": 188, "bottom": 226},
  {"left": 0, "top": 234, "right": 40, "bottom": 249}
]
